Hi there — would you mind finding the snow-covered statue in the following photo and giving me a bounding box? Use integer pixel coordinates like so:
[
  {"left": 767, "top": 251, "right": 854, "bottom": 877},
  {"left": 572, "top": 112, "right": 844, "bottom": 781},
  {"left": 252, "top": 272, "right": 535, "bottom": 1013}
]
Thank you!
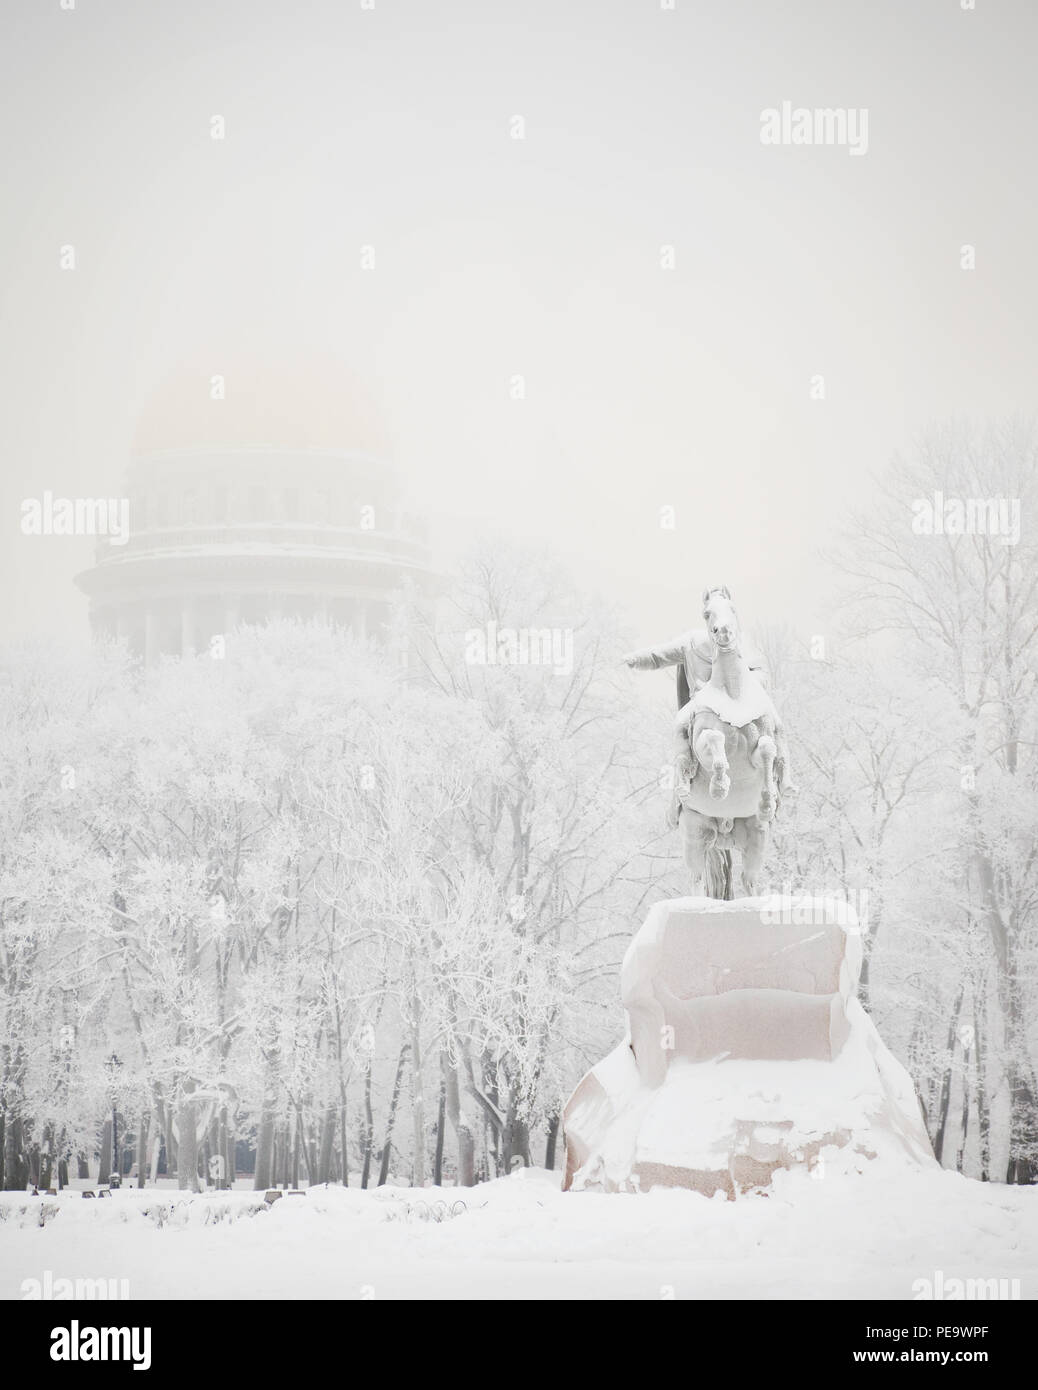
[
  {"left": 624, "top": 586, "right": 793, "bottom": 897},
  {"left": 561, "top": 585, "right": 935, "bottom": 1197}
]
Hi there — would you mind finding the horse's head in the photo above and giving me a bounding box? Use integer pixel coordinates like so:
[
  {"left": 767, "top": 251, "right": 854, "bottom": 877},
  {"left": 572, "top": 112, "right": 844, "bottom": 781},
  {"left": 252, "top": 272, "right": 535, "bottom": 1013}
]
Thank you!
[{"left": 702, "top": 585, "right": 741, "bottom": 653}]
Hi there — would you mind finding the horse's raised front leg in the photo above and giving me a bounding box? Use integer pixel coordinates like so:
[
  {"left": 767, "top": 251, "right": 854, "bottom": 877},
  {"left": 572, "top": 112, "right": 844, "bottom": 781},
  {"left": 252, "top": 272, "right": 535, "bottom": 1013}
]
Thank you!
[{"left": 693, "top": 719, "right": 730, "bottom": 800}]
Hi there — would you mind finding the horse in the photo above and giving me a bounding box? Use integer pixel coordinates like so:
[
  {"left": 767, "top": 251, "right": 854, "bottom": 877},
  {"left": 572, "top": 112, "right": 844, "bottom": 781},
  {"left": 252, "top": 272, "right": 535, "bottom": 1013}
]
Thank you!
[{"left": 673, "top": 588, "right": 792, "bottom": 898}]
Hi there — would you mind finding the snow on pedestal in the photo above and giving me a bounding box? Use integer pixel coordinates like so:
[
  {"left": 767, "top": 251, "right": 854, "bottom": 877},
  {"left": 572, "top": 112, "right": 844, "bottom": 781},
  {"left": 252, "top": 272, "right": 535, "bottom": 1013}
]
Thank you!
[{"left": 562, "top": 896, "right": 935, "bottom": 1196}]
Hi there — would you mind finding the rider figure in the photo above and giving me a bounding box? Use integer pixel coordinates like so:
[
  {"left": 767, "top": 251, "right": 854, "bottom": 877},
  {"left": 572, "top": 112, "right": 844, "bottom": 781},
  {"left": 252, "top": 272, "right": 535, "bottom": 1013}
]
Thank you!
[{"left": 622, "top": 585, "right": 769, "bottom": 823}]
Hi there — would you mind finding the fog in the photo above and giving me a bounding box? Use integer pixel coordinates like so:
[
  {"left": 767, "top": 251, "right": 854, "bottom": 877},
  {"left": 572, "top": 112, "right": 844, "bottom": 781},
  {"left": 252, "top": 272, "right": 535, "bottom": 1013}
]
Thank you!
[{"left": 2, "top": 0, "right": 1035, "bottom": 644}]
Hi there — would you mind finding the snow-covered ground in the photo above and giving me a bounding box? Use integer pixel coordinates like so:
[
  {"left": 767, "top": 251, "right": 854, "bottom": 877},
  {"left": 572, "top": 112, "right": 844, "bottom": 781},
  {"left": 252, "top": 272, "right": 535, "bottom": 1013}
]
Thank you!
[{"left": 2, "top": 1159, "right": 1035, "bottom": 1301}]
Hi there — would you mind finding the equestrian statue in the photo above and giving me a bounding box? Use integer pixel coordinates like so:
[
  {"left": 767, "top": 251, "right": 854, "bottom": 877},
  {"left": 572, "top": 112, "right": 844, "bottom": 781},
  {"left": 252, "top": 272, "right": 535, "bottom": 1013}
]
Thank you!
[{"left": 623, "top": 586, "right": 794, "bottom": 898}]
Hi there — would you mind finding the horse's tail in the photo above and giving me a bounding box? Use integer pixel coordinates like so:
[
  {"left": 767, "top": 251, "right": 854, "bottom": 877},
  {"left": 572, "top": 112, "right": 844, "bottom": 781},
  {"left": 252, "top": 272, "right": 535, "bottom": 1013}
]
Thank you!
[{"left": 703, "top": 847, "right": 733, "bottom": 900}]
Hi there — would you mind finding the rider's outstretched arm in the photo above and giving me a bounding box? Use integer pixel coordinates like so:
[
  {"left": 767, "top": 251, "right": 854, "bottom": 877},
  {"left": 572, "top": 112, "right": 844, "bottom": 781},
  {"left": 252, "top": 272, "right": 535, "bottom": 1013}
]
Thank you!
[{"left": 622, "top": 634, "right": 690, "bottom": 670}]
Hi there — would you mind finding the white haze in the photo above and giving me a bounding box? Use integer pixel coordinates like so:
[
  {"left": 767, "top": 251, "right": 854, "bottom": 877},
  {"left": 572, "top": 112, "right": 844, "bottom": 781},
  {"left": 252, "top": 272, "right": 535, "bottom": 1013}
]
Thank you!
[{"left": 1, "top": 0, "right": 1036, "bottom": 643}]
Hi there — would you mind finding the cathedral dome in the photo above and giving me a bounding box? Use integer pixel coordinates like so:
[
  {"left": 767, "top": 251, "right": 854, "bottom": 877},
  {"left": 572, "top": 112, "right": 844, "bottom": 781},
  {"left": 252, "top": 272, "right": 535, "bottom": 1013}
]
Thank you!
[{"left": 76, "top": 362, "right": 433, "bottom": 661}]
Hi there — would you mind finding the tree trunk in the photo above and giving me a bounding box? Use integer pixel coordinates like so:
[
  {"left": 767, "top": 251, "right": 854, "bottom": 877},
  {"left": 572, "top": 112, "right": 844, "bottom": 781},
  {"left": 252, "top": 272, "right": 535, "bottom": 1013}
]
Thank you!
[
  {"left": 2, "top": 1115, "right": 29, "bottom": 1189},
  {"left": 856, "top": 899, "right": 883, "bottom": 1011},
  {"left": 973, "top": 838, "right": 1038, "bottom": 1183},
  {"left": 511, "top": 1117, "right": 531, "bottom": 1172},
  {"left": 443, "top": 1053, "right": 475, "bottom": 1186},
  {"left": 214, "top": 1109, "right": 229, "bottom": 1190},
  {"left": 224, "top": 1115, "right": 235, "bottom": 1190},
  {"left": 339, "top": 1093, "right": 349, "bottom": 1188},
  {"left": 148, "top": 1119, "right": 161, "bottom": 1186},
  {"left": 544, "top": 1112, "right": 560, "bottom": 1171},
  {"left": 361, "top": 1061, "right": 375, "bottom": 1189},
  {"left": 135, "top": 1113, "right": 149, "bottom": 1189},
  {"left": 275, "top": 1123, "right": 286, "bottom": 1188},
  {"left": 974, "top": 999, "right": 990, "bottom": 1181},
  {"left": 177, "top": 1083, "right": 200, "bottom": 1193},
  {"left": 317, "top": 1107, "right": 336, "bottom": 1186},
  {"left": 501, "top": 1094, "right": 531, "bottom": 1174},
  {"left": 161, "top": 1100, "right": 177, "bottom": 1176},
  {"left": 253, "top": 1103, "right": 276, "bottom": 1191},
  {"left": 1002, "top": 964, "right": 1038, "bottom": 1184},
  {"left": 933, "top": 985, "right": 964, "bottom": 1164},
  {"left": 305, "top": 1117, "right": 318, "bottom": 1187},
  {"left": 281, "top": 1122, "right": 292, "bottom": 1187},
  {"left": 410, "top": 1021, "right": 425, "bottom": 1187},
  {"left": 956, "top": 1029, "right": 971, "bottom": 1174},
  {"left": 377, "top": 1041, "right": 410, "bottom": 1187},
  {"left": 433, "top": 1078, "right": 446, "bottom": 1186},
  {"left": 39, "top": 1127, "right": 54, "bottom": 1189}
]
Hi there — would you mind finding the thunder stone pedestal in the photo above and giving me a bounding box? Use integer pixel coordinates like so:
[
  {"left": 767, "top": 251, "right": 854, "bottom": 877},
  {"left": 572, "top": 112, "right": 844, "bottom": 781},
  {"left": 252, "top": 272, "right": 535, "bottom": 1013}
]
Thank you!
[{"left": 562, "top": 896, "right": 935, "bottom": 1196}]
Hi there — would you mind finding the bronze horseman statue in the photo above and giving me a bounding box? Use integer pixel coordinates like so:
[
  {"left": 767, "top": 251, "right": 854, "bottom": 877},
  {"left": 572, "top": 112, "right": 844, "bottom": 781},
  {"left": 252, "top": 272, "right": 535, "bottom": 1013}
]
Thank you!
[{"left": 559, "top": 586, "right": 933, "bottom": 1197}]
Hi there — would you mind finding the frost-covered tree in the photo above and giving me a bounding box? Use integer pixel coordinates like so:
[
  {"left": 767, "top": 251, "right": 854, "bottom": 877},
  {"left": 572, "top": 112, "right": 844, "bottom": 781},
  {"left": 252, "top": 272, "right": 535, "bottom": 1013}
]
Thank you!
[
  {"left": 836, "top": 419, "right": 1038, "bottom": 1183},
  {"left": 406, "top": 541, "right": 669, "bottom": 1176}
]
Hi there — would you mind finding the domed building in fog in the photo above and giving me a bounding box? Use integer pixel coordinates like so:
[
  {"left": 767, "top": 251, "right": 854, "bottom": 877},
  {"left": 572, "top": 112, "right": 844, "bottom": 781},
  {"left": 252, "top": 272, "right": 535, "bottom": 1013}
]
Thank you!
[{"left": 75, "top": 366, "right": 435, "bottom": 662}]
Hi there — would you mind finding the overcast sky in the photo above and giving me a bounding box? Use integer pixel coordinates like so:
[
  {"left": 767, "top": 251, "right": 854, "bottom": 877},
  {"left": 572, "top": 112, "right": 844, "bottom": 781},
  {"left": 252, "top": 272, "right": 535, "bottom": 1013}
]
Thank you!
[{"left": 2, "top": 0, "right": 1035, "bottom": 649}]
